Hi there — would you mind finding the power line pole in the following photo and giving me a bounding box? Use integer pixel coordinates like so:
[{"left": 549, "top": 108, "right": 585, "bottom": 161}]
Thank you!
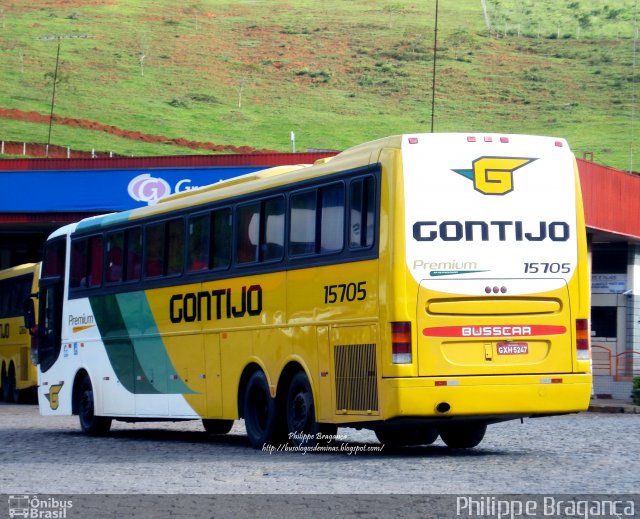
[
  {"left": 631, "top": 1, "right": 638, "bottom": 174},
  {"left": 34, "top": 34, "right": 90, "bottom": 157},
  {"left": 431, "top": 0, "right": 439, "bottom": 133}
]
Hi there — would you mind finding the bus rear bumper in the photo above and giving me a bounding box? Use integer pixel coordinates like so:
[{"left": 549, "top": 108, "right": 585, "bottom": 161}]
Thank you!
[{"left": 379, "top": 373, "right": 592, "bottom": 420}]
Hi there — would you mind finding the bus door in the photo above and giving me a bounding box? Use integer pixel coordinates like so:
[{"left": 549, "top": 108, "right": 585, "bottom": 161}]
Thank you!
[
  {"left": 32, "top": 237, "right": 67, "bottom": 413},
  {"left": 37, "top": 276, "right": 64, "bottom": 374}
]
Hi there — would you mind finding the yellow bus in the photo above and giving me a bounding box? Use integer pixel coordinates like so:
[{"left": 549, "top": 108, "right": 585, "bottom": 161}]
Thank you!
[
  {"left": 27, "top": 133, "right": 592, "bottom": 449},
  {"left": 1, "top": 262, "right": 39, "bottom": 403}
]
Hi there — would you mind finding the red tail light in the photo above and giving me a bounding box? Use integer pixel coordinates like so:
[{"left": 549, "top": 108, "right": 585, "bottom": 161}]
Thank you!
[
  {"left": 576, "top": 319, "right": 590, "bottom": 360},
  {"left": 391, "top": 322, "right": 412, "bottom": 364}
]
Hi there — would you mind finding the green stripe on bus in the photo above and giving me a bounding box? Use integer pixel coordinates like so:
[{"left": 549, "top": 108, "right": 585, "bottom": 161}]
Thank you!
[
  {"left": 90, "top": 293, "right": 193, "bottom": 395},
  {"left": 116, "top": 291, "right": 193, "bottom": 394},
  {"left": 90, "top": 294, "right": 156, "bottom": 394}
]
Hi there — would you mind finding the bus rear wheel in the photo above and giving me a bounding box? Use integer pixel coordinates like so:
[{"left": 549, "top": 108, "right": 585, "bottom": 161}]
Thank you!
[
  {"left": 1, "top": 364, "right": 8, "bottom": 402},
  {"left": 243, "top": 370, "right": 280, "bottom": 449},
  {"left": 78, "top": 376, "right": 112, "bottom": 436},
  {"left": 374, "top": 425, "right": 439, "bottom": 447},
  {"left": 202, "top": 419, "right": 234, "bottom": 435},
  {"left": 286, "top": 371, "right": 337, "bottom": 448},
  {"left": 438, "top": 423, "right": 487, "bottom": 449},
  {"left": 2, "top": 364, "right": 17, "bottom": 403}
]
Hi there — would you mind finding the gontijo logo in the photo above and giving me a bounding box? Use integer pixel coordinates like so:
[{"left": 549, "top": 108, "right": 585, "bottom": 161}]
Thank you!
[
  {"left": 127, "top": 174, "right": 205, "bottom": 205},
  {"left": 128, "top": 173, "right": 171, "bottom": 204},
  {"left": 453, "top": 156, "right": 537, "bottom": 195}
]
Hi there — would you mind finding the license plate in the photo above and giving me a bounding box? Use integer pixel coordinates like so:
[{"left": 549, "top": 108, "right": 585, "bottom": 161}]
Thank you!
[{"left": 497, "top": 342, "right": 529, "bottom": 355}]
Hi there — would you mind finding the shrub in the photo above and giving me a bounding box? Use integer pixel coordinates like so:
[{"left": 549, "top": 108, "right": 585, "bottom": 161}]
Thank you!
[{"left": 632, "top": 377, "right": 640, "bottom": 406}]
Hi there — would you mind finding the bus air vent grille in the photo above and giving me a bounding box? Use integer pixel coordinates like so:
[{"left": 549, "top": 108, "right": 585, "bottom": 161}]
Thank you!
[{"left": 334, "top": 343, "right": 378, "bottom": 412}]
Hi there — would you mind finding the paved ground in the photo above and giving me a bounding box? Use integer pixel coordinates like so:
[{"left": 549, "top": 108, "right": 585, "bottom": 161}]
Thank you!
[
  {"left": 0, "top": 403, "right": 638, "bottom": 494},
  {"left": 0, "top": 402, "right": 637, "bottom": 518}
]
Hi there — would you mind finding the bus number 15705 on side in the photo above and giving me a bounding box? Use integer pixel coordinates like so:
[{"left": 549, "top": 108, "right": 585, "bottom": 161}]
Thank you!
[
  {"left": 523, "top": 262, "right": 570, "bottom": 274},
  {"left": 323, "top": 282, "right": 367, "bottom": 304}
]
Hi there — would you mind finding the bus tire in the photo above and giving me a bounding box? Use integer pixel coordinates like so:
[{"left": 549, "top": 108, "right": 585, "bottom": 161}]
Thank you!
[
  {"left": 202, "top": 419, "right": 234, "bottom": 435},
  {"left": 438, "top": 423, "right": 487, "bottom": 449},
  {"left": 0, "top": 364, "right": 4, "bottom": 402},
  {"left": 3, "top": 364, "right": 16, "bottom": 403},
  {"left": 286, "top": 371, "right": 337, "bottom": 448},
  {"left": 374, "top": 425, "right": 439, "bottom": 447},
  {"left": 78, "top": 375, "right": 112, "bottom": 436},
  {"left": 243, "top": 370, "right": 280, "bottom": 449}
]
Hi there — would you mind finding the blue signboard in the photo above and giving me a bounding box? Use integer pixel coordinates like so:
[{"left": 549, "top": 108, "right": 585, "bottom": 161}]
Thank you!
[{"left": 0, "top": 166, "right": 263, "bottom": 212}]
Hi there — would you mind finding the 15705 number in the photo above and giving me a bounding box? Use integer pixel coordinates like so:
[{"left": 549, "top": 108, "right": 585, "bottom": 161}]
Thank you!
[
  {"left": 524, "top": 262, "right": 570, "bottom": 274},
  {"left": 323, "top": 282, "right": 367, "bottom": 304}
]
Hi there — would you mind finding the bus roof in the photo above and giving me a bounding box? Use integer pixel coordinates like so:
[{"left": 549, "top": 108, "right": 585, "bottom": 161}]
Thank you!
[
  {"left": 0, "top": 262, "right": 39, "bottom": 280},
  {"left": 63, "top": 133, "right": 570, "bottom": 237}
]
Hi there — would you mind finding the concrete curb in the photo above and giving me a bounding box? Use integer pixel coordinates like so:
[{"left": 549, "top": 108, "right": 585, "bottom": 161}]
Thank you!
[{"left": 588, "top": 399, "right": 640, "bottom": 414}]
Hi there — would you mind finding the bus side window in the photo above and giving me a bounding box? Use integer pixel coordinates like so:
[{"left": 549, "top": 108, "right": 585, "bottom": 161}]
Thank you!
[
  {"left": 88, "top": 236, "right": 103, "bottom": 288},
  {"left": 0, "top": 279, "right": 9, "bottom": 318},
  {"left": 236, "top": 203, "right": 260, "bottom": 264},
  {"left": 106, "top": 231, "right": 124, "bottom": 283},
  {"left": 43, "top": 238, "right": 65, "bottom": 278},
  {"left": 188, "top": 214, "right": 210, "bottom": 272},
  {"left": 289, "top": 190, "right": 316, "bottom": 256},
  {"left": 125, "top": 227, "right": 142, "bottom": 281},
  {"left": 70, "top": 236, "right": 103, "bottom": 289},
  {"left": 349, "top": 176, "right": 375, "bottom": 249},
  {"left": 166, "top": 218, "right": 185, "bottom": 276},
  {"left": 262, "top": 196, "right": 284, "bottom": 261},
  {"left": 212, "top": 208, "right": 231, "bottom": 270},
  {"left": 145, "top": 223, "right": 165, "bottom": 277},
  {"left": 70, "top": 239, "right": 88, "bottom": 288},
  {"left": 320, "top": 183, "right": 345, "bottom": 253}
]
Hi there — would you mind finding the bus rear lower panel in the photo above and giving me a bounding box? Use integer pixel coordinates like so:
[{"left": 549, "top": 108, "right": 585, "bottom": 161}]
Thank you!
[{"left": 376, "top": 373, "right": 592, "bottom": 421}]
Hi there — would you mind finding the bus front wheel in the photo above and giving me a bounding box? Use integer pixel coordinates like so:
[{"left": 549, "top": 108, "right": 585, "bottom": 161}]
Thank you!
[
  {"left": 286, "top": 371, "right": 337, "bottom": 448},
  {"left": 243, "top": 370, "right": 280, "bottom": 449},
  {"left": 438, "top": 423, "right": 487, "bottom": 449},
  {"left": 202, "top": 419, "right": 234, "bottom": 435},
  {"left": 78, "top": 376, "right": 112, "bottom": 436}
]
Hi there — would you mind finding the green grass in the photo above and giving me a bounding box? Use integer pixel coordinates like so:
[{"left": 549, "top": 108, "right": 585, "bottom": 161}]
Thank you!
[{"left": 0, "top": 0, "right": 638, "bottom": 170}]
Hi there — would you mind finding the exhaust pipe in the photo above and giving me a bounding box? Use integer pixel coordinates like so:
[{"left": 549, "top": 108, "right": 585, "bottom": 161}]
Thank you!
[{"left": 436, "top": 402, "right": 451, "bottom": 414}]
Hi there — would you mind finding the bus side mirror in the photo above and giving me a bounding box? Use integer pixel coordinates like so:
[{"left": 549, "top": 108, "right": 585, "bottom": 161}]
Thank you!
[{"left": 23, "top": 296, "right": 37, "bottom": 335}]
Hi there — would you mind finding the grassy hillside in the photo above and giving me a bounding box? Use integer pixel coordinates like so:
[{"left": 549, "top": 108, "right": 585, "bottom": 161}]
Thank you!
[{"left": 0, "top": 0, "right": 638, "bottom": 170}]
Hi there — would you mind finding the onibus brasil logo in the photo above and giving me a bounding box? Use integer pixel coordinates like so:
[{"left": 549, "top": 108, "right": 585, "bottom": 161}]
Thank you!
[
  {"left": 453, "top": 156, "right": 537, "bottom": 195},
  {"left": 8, "top": 495, "right": 72, "bottom": 518}
]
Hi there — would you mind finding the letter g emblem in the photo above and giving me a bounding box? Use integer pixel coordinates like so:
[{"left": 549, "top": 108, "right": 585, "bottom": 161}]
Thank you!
[{"left": 453, "top": 157, "right": 536, "bottom": 195}]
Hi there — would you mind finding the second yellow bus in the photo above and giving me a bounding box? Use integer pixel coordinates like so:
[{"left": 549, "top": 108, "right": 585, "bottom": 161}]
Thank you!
[{"left": 1, "top": 263, "right": 39, "bottom": 403}]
